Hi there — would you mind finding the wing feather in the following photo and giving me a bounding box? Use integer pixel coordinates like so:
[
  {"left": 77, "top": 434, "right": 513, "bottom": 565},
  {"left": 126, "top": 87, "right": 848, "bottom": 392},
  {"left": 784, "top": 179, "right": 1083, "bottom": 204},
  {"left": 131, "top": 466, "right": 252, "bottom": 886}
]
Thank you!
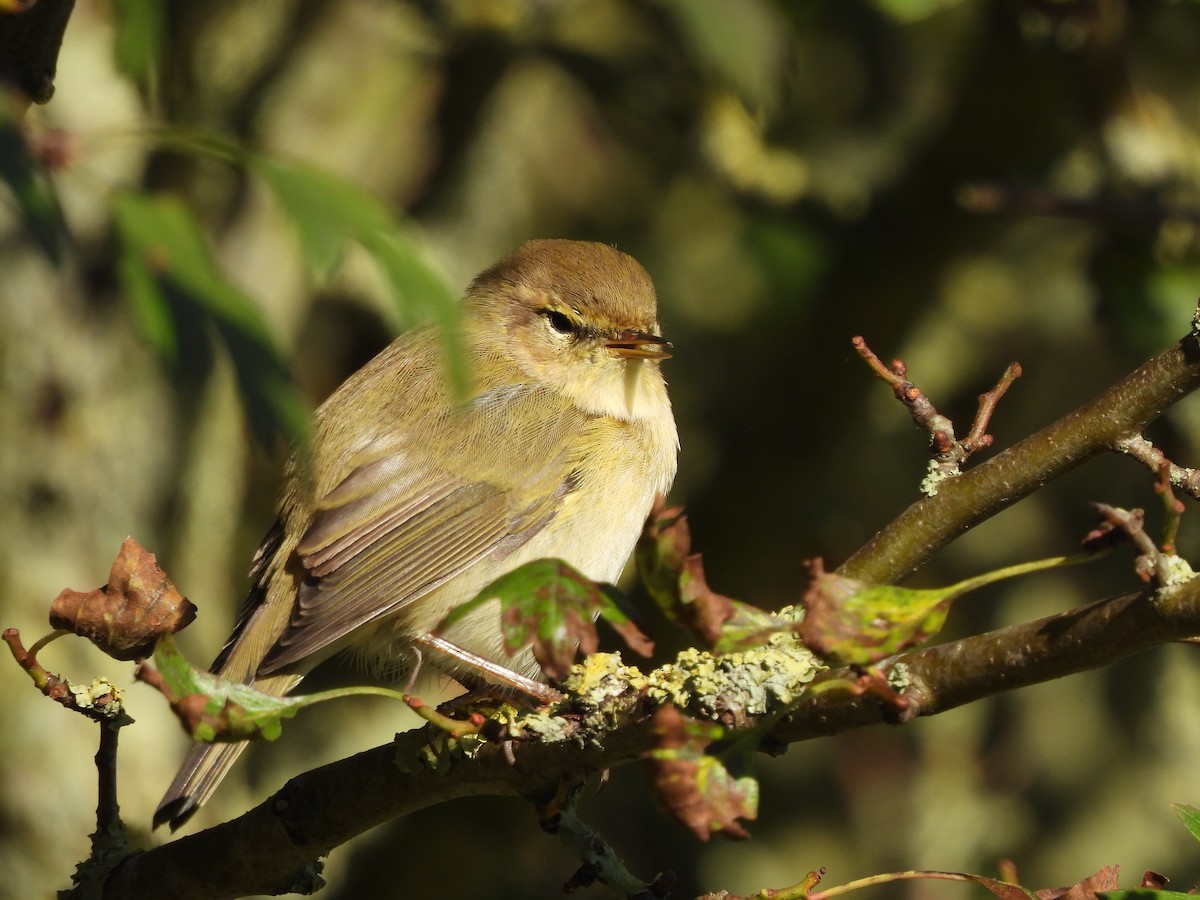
[{"left": 257, "top": 387, "right": 584, "bottom": 675}]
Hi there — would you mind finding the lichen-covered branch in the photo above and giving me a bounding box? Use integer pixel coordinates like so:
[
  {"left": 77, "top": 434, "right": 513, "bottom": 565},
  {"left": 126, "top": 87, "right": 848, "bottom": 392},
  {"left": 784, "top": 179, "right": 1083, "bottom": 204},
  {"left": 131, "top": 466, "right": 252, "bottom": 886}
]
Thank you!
[
  {"left": 101, "top": 574, "right": 1200, "bottom": 900},
  {"left": 778, "top": 576, "right": 1200, "bottom": 742}
]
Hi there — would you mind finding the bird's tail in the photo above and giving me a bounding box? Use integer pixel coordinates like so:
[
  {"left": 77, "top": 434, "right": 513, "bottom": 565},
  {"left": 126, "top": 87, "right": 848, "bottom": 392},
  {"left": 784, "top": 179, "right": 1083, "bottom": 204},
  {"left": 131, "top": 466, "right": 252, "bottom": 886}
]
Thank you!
[{"left": 153, "top": 671, "right": 302, "bottom": 831}]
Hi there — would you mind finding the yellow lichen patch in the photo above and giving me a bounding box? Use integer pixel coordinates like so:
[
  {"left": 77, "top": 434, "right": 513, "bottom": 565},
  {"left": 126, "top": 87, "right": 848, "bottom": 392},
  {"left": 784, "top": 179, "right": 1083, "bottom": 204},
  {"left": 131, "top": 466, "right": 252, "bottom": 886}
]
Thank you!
[{"left": 69, "top": 677, "right": 124, "bottom": 718}]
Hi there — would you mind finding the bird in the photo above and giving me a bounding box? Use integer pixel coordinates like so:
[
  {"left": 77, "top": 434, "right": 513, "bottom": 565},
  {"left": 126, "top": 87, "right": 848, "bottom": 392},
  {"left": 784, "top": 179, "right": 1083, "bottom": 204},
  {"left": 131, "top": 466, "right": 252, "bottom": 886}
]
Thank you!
[{"left": 154, "top": 239, "right": 678, "bottom": 830}]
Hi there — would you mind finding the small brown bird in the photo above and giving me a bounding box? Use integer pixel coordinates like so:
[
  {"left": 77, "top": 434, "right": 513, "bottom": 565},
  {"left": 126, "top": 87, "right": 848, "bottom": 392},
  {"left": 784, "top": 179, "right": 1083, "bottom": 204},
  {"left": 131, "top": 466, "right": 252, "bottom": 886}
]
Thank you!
[{"left": 155, "top": 239, "right": 678, "bottom": 830}]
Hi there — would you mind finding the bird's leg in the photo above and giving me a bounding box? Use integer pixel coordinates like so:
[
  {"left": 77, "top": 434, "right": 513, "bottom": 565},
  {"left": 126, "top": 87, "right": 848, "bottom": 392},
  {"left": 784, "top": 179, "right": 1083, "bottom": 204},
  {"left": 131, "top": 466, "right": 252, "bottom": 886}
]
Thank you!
[{"left": 413, "top": 633, "right": 564, "bottom": 705}]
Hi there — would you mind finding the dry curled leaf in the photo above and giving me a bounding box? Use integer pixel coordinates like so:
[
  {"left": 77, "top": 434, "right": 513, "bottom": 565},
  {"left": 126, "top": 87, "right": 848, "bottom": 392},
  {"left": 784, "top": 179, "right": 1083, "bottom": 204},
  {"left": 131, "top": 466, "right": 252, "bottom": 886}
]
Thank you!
[
  {"left": 1035, "top": 865, "right": 1120, "bottom": 900},
  {"left": 49, "top": 537, "right": 196, "bottom": 661}
]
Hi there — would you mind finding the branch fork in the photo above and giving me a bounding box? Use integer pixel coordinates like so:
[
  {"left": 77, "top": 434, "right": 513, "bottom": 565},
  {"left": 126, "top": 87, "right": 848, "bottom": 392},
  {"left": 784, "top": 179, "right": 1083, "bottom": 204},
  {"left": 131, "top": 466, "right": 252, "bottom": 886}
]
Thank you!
[{"left": 852, "top": 336, "right": 1021, "bottom": 495}]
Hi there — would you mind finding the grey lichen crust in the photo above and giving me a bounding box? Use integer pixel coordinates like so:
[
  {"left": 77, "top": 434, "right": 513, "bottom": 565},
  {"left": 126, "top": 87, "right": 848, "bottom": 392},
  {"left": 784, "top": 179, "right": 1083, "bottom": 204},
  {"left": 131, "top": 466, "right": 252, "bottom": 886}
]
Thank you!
[
  {"left": 523, "top": 614, "right": 826, "bottom": 741},
  {"left": 402, "top": 614, "right": 826, "bottom": 770}
]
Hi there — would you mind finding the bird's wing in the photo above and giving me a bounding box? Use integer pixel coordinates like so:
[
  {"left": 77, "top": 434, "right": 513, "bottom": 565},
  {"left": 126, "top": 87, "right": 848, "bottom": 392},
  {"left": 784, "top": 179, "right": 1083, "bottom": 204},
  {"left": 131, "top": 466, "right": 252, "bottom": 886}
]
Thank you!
[{"left": 257, "top": 389, "right": 585, "bottom": 674}]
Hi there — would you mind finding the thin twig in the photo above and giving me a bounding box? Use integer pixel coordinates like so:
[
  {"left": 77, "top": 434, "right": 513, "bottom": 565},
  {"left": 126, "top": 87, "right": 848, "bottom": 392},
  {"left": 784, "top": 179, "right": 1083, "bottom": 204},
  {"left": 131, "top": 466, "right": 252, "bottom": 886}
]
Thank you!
[
  {"left": 841, "top": 331, "right": 1200, "bottom": 584},
  {"left": 1089, "top": 504, "right": 1165, "bottom": 585},
  {"left": 4, "top": 627, "right": 128, "bottom": 724},
  {"left": 961, "top": 362, "right": 1022, "bottom": 453},
  {"left": 95, "top": 723, "right": 122, "bottom": 837},
  {"left": 1114, "top": 434, "right": 1200, "bottom": 501},
  {"left": 853, "top": 337, "right": 1020, "bottom": 497},
  {"left": 1156, "top": 461, "right": 1186, "bottom": 554},
  {"left": 852, "top": 336, "right": 956, "bottom": 440},
  {"left": 540, "top": 781, "right": 670, "bottom": 899}
]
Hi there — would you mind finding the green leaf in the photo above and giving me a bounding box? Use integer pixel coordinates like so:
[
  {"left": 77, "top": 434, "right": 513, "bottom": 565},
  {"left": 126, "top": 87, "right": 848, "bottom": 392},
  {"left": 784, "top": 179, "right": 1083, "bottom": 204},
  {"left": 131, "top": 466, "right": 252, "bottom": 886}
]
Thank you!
[
  {"left": 250, "top": 154, "right": 391, "bottom": 280},
  {"left": 1172, "top": 803, "right": 1200, "bottom": 844},
  {"left": 141, "top": 635, "right": 423, "bottom": 743},
  {"left": 111, "top": 0, "right": 165, "bottom": 89},
  {"left": 361, "top": 229, "right": 466, "bottom": 395},
  {"left": 116, "top": 251, "right": 176, "bottom": 359},
  {"left": 248, "top": 153, "right": 465, "bottom": 392},
  {"left": 1100, "top": 892, "right": 1199, "bottom": 899},
  {"left": 111, "top": 192, "right": 270, "bottom": 341},
  {"left": 111, "top": 190, "right": 309, "bottom": 448},
  {"left": 799, "top": 554, "right": 1095, "bottom": 666},
  {"left": 143, "top": 635, "right": 306, "bottom": 742},
  {"left": 0, "top": 111, "right": 65, "bottom": 262},
  {"left": 438, "top": 558, "right": 653, "bottom": 680}
]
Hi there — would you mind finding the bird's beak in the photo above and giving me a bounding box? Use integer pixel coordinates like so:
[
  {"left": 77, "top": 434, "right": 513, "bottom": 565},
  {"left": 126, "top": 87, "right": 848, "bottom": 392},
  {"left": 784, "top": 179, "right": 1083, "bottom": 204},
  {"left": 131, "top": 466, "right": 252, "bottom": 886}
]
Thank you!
[{"left": 604, "top": 329, "right": 673, "bottom": 360}]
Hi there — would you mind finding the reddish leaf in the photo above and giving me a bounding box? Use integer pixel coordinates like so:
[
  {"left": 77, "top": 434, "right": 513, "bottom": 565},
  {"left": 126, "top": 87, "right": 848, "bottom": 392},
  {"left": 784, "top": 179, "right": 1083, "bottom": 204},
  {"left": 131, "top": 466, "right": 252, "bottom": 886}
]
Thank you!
[
  {"left": 799, "top": 554, "right": 1087, "bottom": 665},
  {"left": 638, "top": 499, "right": 798, "bottom": 653},
  {"left": 440, "top": 558, "right": 653, "bottom": 681},
  {"left": 49, "top": 537, "right": 196, "bottom": 661},
  {"left": 644, "top": 705, "right": 758, "bottom": 841},
  {"left": 1035, "top": 865, "right": 1120, "bottom": 899},
  {"left": 798, "top": 558, "right": 956, "bottom": 665}
]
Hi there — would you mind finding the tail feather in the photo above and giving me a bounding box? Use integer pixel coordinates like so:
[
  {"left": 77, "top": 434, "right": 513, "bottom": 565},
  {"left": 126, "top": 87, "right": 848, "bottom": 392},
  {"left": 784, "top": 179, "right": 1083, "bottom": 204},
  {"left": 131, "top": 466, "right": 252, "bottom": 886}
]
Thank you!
[
  {"left": 154, "top": 742, "right": 249, "bottom": 831},
  {"left": 154, "top": 670, "right": 303, "bottom": 831}
]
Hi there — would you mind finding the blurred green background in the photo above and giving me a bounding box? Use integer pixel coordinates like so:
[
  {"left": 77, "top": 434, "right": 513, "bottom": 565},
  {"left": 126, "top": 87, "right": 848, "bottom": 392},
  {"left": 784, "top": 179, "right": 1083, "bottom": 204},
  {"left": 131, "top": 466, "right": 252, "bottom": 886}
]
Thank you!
[{"left": 6, "top": 0, "right": 1200, "bottom": 897}]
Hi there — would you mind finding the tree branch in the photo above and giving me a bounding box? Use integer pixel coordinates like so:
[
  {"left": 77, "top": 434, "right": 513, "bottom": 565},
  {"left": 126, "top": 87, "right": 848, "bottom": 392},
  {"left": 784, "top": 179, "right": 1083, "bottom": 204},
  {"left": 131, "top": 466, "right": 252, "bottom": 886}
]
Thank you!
[
  {"left": 102, "top": 573, "right": 1200, "bottom": 900},
  {"left": 840, "top": 330, "right": 1200, "bottom": 584},
  {"left": 778, "top": 578, "right": 1200, "bottom": 742},
  {"left": 96, "top": 326, "right": 1200, "bottom": 899}
]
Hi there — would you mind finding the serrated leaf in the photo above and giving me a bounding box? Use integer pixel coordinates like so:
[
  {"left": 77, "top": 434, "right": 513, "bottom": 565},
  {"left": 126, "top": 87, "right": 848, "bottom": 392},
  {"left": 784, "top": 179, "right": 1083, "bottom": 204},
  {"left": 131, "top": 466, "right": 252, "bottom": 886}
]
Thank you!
[
  {"left": 0, "top": 111, "right": 65, "bottom": 262},
  {"left": 798, "top": 560, "right": 953, "bottom": 665},
  {"left": 1100, "top": 893, "right": 1198, "bottom": 899},
  {"left": 645, "top": 705, "right": 759, "bottom": 841},
  {"left": 438, "top": 558, "right": 653, "bottom": 681},
  {"left": 1044, "top": 865, "right": 1120, "bottom": 899},
  {"left": 111, "top": 190, "right": 309, "bottom": 448},
  {"left": 140, "top": 634, "right": 306, "bottom": 742}
]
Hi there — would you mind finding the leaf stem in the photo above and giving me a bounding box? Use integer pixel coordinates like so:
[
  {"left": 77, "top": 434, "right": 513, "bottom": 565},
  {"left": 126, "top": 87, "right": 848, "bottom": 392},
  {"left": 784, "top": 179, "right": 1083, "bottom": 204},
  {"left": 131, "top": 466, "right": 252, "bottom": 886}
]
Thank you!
[
  {"left": 809, "top": 870, "right": 1032, "bottom": 900},
  {"left": 939, "top": 552, "right": 1098, "bottom": 600}
]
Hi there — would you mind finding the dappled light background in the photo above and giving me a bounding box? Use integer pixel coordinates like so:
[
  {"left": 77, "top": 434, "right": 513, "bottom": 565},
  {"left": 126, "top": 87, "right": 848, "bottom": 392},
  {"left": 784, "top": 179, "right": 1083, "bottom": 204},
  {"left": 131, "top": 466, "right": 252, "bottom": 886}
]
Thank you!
[{"left": 6, "top": 0, "right": 1200, "bottom": 896}]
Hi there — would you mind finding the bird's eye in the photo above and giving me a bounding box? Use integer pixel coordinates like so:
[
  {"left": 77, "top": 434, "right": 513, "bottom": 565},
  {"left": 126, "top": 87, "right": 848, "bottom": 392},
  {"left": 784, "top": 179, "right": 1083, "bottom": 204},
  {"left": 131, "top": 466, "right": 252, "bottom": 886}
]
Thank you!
[{"left": 542, "top": 309, "right": 575, "bottom": 336}]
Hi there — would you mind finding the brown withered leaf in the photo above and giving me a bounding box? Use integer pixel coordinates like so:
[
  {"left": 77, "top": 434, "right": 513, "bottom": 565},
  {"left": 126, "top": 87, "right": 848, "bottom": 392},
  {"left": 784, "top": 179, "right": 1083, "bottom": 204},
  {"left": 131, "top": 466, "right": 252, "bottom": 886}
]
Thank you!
[
  {"left": 1140, "top": 871, "right": 1169, "bottom": 889},
  {"left": 1034, "top": 865, "right": 1120, "bottom": 900},
  {"left": 638, "top": 498, "right": 796, "bottom": 653},
  {"left": 50, "top": 537, "right": 196, "bottom": 661},
  {"left": 644, "top": 705, "right": 759, "bottom": 841},
  {"left": 638, "top": 500, "right": 731, "bottom": 643}
]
